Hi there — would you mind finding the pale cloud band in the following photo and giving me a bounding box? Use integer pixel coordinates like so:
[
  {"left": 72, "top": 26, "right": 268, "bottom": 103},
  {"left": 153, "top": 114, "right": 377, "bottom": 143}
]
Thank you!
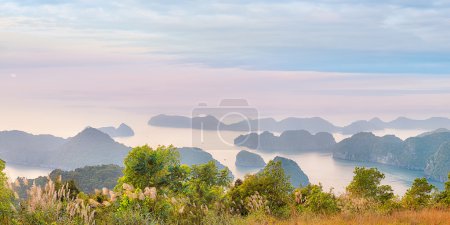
[
  {"left": 1, "top": 0, "right": 450, "bottom": 73},
  {"left": 0, "top": 0, "right": 449, "bottom": 133}
]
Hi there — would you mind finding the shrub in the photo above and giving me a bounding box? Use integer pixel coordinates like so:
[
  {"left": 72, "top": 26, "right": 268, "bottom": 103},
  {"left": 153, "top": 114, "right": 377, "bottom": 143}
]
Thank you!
[
  {"left": 18, "top": 177, "right": 95, "bottom": 225},
  {"left": 295, "top": 184, "right": 340, "bottom": 214},
  {"left": 227, "top": 160, "right": 293, "bottom": 218},
  {"left": 0, "top": 159, "right": 15, "bottom": 224}
]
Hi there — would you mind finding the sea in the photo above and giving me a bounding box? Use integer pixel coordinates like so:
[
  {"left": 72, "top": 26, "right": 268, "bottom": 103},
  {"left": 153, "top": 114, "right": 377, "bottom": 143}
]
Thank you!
[{"left": 4, "top": 116, "right": 445, "bottom": 196}]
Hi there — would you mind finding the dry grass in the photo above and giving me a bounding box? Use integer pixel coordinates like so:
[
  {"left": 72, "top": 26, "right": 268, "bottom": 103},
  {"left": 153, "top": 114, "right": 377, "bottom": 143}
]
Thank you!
[{"left": 240, "top": 208, "right": 450, "bottom": 225}]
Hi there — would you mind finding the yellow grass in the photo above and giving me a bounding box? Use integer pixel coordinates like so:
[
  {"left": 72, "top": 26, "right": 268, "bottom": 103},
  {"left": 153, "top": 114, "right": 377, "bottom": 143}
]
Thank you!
[{"left": 239, "top": 209, "right": 450, "bottom": 225}]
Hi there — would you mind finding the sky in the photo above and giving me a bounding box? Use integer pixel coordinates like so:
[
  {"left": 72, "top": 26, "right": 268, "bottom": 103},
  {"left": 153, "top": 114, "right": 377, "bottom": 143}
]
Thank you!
[{"left": 1, "top": 0, "right": 450, "bottom": 135}]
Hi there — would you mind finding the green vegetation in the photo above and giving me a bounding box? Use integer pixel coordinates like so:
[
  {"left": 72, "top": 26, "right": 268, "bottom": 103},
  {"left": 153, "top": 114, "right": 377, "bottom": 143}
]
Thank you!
[
  {"left": 12, "top": 164, "right": 122, "bottom": 199},
  {"left": 346, "top": 167, "right": 394, "bottom": 203},
  {"left": 294, "top": 184, "right": 340, "bottom": 215},
  {"left": 118, "top": 145, "right": 180, "bottom": 190},
  {"left": 0, "top": 159, "right": 14, "bottom": 224},
  {"left": 333, "top": 132, "right": 450, "bottom": 182},
  {"left": 0, "top": 145, "right": 450, "bottom": 225},
  {"left": 435, "top": 173, "right": 450, "bottom": 206},
  {"left": 51, "top": 164, "right": 123, "bottom": 193},
  {"left": 402, "top": 178, "right": 435, "bottom": 209},
  {"left": 227, "top": 160, "right": 293, "bottom": 217}
]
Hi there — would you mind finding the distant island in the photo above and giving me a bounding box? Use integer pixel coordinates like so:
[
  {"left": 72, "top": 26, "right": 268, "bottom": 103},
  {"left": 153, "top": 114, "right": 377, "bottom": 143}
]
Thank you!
[
  {"left": 98, "top": 123, "right": 135, "bottom": 137},
  {"left": 0, "top": 129, "right": 234, "bottom": 176},
  {"left": 272, "top": 156, "right": 310, "bottom": 187},
  {"left": 149, "top": 114, "right": 339, "bottom": 133},
  {"left": 234, "top": 130, "right": 336, "bottom": 153},
  {"left": 0, "top": 127, "right": 131, "bottom": 170},
  {"left": 333, "top": 130, "right": 450, "bottom": 182},
  {"left": 341, "top": 117, "right": 450, "bottom": 134},
  {"left": 232, "top": 128, "right": 450, "bottom": 182},
  {"left": 148, "top": 114, "right": 450, "bottom": 134},
  {"left": 235, "top": 150, "right": 266, "bottom": 168}
]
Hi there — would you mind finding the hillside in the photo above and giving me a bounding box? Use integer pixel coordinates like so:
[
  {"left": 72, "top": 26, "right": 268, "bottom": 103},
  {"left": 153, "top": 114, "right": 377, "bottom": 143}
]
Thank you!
[
  {"left": 98, "top": 123, "right": 135, "bottom": 137},
  {"left": 425, "top": 142, "right": 450, "bottom": 182},
  {"left": 235, "top": 130, "right": 336, "bottom": 153},
  {"left": 0, "top": 128, "right": 131, "bottom": 170},
  {"left": 12, "top": 164, "right": 123, "bottom": 197},
  {"left": 48, "top": 127, "right": 131, "bottom": 169},
  {"left": 0, "top": 130, "right": 66, "bottom": 166},
  {"left": 149, "top": 115, "right": 450, "bottom": 134},
  {"left": 273, "top": 156, "right": 310, "bottom": 187},
  {"left": 235, "top": 150, "right": 266, "bottom": 168},
  {"left": 333, "top": 132, "right": 450, "bottom": 179}
]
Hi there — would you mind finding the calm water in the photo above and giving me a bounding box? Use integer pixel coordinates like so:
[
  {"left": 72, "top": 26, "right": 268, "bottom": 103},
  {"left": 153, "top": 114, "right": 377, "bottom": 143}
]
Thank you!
[
  {"left": 5, "top": 163, "right": 53, "bottom": 181},
  {"left": 4, "top": 118, "right": 444, "bottom": 195}
]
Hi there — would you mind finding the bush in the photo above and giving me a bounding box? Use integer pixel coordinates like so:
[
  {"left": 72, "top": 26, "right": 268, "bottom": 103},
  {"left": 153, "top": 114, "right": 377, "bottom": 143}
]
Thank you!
[
  {"left": 0, "top": 159, "right": 15, "bottom": 224},
  {"left": 295, "top": 184, "right": 340, "bottom": 214},
  {"left": 227, "top": 160, "right": 293, "bottom": 218}
]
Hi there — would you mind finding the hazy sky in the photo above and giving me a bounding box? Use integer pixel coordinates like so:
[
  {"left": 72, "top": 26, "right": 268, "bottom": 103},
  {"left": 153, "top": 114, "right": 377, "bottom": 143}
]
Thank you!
[{"left": 1, "top": 0, "right": 450, "bottom": 134}]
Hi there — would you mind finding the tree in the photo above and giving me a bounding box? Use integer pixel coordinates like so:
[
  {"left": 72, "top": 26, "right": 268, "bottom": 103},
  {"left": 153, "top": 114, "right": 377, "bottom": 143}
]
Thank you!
[
  {"left": 166, "top": 164, "right": 190, "bottom": 193},
  {"left": 227, "top": 160, "right": 293, "bottom": 217},
  {"left": 346, "top": 167, "right": 394, "bottom": 203},
  {"left": 0, "top": 159, "right": 14, "bottom": 223},
  {"left": 117, "top": 145, "right": 181, "bottom": 191},
  {"left": 185, "top": 161, "right": 231, "bottom": 206},
  {"left": 402, "top": 178, "right": 435, "bottom": 209},
  {"left": 435, "top": 173, "right": 450, "bottom": 206}
]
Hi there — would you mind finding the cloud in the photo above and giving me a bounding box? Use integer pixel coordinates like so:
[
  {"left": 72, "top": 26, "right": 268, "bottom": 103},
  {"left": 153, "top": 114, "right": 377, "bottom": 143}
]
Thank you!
[
  {"left": 1, "top": 63, "right": 450, "bottom": 117},
  {"left": 0, "top": 0, "right": 450, "bottom": 73}
]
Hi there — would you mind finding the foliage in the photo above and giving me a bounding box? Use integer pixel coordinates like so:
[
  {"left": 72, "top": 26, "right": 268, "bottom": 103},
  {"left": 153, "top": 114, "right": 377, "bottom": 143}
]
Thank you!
[
  {"left": 295, "top": 184, "right": 340, "bottom": 214},
  {"left": 434, "top": 172, "right": 450, "bottom": 206},
  {"left": 227, "top": 160, "right": 293, "bottom": 218},
  {"left": 346, "top": 167, "right": 394, "bottom": 204},
  {"left": 12, "top": 164, "right": 121, "bottom": 201},
  {"left": 17, "top": 177, "right": 95, "bottom": 225},
  {"left": 117, "top": 145, "right": 181, "bottom": 191},
  {"left": 185, "top": 161, "right": 231, "bottom": 205},
  {"left": 0, "top": 159, "right": 15, "bottom": 224},
  {"left": 115, "top": 145, "right": 235, "bottom": 224},
  {"left": 50, "top": 164, "right": 123, "bottom": 193},
  {"left": 402, "top": 178, "right": 435, "bottom": 209},
  {"left": 2, "top": 145, "right": 450, "bottom": 225}
]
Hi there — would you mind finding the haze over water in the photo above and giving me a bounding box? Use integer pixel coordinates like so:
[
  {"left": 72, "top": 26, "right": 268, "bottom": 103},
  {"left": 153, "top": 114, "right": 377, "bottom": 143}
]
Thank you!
[{"left": 3, "top": 113, "right": 444, "bottom": 196}]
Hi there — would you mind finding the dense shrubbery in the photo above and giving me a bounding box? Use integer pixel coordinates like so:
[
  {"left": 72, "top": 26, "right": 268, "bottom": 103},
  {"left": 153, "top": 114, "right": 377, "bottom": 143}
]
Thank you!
[
  {"left": 1, "top": 145, "right": 450, "bottom": 224},
  {"left": 294, "top": 184, "right": 340, "bottom": 214},
  {"left": 0, "top": 159, "right": 15, "bottom": 224},
  {"left": 227, "top": 160, "right": 293, "bottom": 217}
]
